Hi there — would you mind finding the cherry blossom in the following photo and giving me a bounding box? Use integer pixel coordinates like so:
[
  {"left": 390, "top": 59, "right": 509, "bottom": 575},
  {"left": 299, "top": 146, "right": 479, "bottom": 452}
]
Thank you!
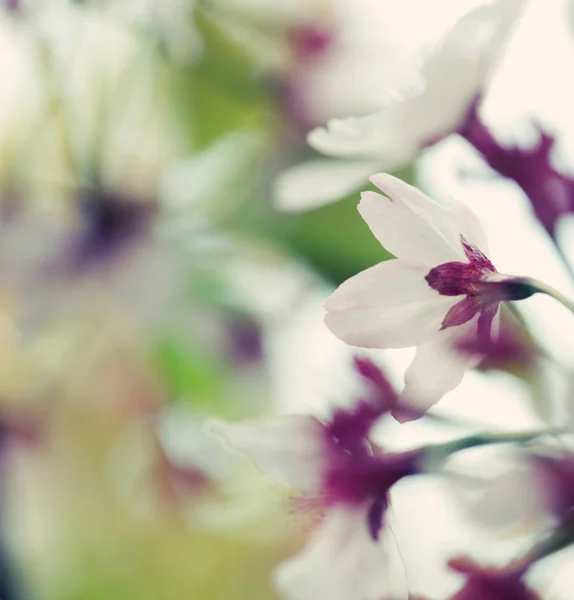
[{"left": 324, "top": 174, "right": 535, "bottom": 415}]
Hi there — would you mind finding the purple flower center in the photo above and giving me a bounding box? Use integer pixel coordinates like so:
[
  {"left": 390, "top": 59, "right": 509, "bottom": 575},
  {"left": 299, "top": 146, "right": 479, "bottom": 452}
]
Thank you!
[
  {"left": 301, "top": 361, "right": 422, "bottom": 541},
  {"left": 425, "top": 236, "right": 501, "bottom": 341},
  {"left": 322, "top": 388, "right": 421, "bottom": 540},
  {"left": 449, "top": 559, "right": 539, "bottom": 600},
  {"left": 290, "top": 26, "right": 333, "bottom": 61},
  {"left": 425, "top": 237, "right": 497, "bottom": 298},
  {"left": 425, "top": 236, "right": 537, "bottom": 342},
  {"left": 70, "top": 189, "right": 152, "bottom": 273}
]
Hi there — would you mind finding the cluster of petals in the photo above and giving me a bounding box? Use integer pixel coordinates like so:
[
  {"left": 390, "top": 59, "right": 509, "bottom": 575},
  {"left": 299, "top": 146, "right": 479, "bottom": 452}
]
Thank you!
[
  {"left": 324, "top": 174, "right": 532, "bottom": 415},
  {"left": 210, "top": 358, "right": 422, "bottom": 600},
  {"left": 274, "top": 0, "right": 524, "bottom": 211}
]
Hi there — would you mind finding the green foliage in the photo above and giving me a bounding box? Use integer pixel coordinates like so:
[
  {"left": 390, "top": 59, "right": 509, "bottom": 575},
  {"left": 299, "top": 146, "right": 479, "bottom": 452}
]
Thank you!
[
  {"left": 170, "top": 10, "right": 274, "bottom": 151},
  {"left": 155, "top": 335, "right": 228, "bottom": 413},
  {"left": 272, "top": 165, "right": 416, "bottom": 285}
]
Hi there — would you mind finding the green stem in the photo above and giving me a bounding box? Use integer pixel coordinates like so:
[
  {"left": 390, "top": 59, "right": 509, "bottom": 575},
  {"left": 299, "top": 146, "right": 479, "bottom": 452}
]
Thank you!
[
  {"left": 519, "top": 277, "right": 574, "bottom": 314},
  {"left": 424, "top": 428, "right": 552, "bottom": 468},
  {"left": 526, "top": 526, "right": 574, "bottom": 564}
]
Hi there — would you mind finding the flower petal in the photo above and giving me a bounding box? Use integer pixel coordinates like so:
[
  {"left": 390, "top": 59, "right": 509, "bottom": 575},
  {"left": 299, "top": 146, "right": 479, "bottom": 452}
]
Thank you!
[
  {"left": 307, "top": 2, "right": 522, "bottom": 171},
  {"left": 397, "top": 0, "right": 522, "bottom": 147},
  {"left": 324, "top": 260, "right": 456, "bottom": 349},
  {"left": 207, "top": 416, "right": 327, "bottom": 495},
  {"left": 398, "top": 318, "right": 480, "bottom": 417},
  {"left": 441, "top": 296, "right": 480, "bottom": 330},
  {"left": 273, "top": 159, "right": 381, "bottom": 213},
  {"left": 460, "top": 459, "right": 547, "bottom": 533},
  {"left": 366, "top": 174, "right": 465, "bottom": 263},
  {"left": 448, "top": 197, "right": 490, "bottom": 255},
  {"left": 274, "top": 505, "right": 406, "bottom": 600},
  {"left": 307, "top": 113, "right": 406, "bottom": 161}
]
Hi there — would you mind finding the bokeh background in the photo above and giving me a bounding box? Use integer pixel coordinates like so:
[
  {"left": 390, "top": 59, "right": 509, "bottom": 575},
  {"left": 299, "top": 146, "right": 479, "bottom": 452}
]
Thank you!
[{"left": 2, "top": 0, "right": 574, "bottom": 599}]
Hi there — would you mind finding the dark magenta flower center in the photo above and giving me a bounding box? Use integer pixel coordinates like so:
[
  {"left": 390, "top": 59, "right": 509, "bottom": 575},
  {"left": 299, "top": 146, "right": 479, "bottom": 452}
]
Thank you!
[
  {"left": 449, "top": 559, "right": 539, "bottom": 600},
  {"left": 425, "top": 236, "right": 499, "bottom": 341},
  {"left": 425, "top": 237, "right": 497, "bottom": 298},
  {"left": 322, "top": 384, "right": 422, "bottom": 540},
  {"left": 425, "top": 237, "right": 537, "bottom": 342}
]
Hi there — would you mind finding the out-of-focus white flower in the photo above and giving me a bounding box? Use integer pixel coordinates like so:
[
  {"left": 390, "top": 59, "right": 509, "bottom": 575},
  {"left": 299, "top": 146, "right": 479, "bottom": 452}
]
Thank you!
[
  {"left": 324, "top": 174, "right": 536, "bottom": 415},
  {"left": 210, "top": 380, "right": 420, "bottom": 600},
  {"left": 448, "top": 450, "right": 550, "bottom": 537},
  {"left": 274, "top": 0, "right": 523, "bottom": 212},
  {"left": 282, "top": 0, "right": 429, "bottom": 127},
  {"left": 32, "top": 4, "right": 184, "bottom": 197}
]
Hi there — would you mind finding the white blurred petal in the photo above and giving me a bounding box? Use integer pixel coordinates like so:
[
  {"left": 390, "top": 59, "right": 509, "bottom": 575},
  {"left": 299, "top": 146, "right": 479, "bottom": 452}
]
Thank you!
[
  {"left": 367, "top": 173, "right": 465, "bottom": 263},
  {"left": 306, "top": 1, "right": 523, "bottom": 170},
  {"left": 464, "top": 461, "right": 547, "bottom": 532},
  {"left": 273, "top": 159, "right": 380, "bottom": 212},
  {"left": 324, "top": 260, "right": 455, "bottom": 349},
  {"left": 397, "top": 0, "right": 524, "bottom": 146},
  {"left": 207, "top": 416, "right": 326, "bottom": 495},
  {"left": 308, "top": 113, "right": 412, "bottom": 162},
  {"left": 401, "top": 318, "right": 480, "bottom": 414},
  {"left": 274, "top": 505, "right": 406, "bottom": 600}
]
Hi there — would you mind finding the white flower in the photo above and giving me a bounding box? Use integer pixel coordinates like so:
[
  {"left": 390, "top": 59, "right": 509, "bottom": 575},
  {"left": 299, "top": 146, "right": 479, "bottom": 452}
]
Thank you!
[
  {"left": 209, "top": 391, "right": 420, "bottom": 600},
  {"left": 274, "top": 0, "right": 523, "bottom": 212},
  {"left": 274, "top": 504, "right": 405, "bottom": 600},
  {"left": 323, "top": 174, "right": 535, "bottom": 415}
]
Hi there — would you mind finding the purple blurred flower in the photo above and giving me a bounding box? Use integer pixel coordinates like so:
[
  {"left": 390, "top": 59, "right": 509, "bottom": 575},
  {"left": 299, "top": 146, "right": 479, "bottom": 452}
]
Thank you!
[
  {"left": 280, "top": 25, "right": 334, "bottom": 132},
  {"left": 460, "top": 100, "right": 574, "bottom": 238},
  {"left": 455, "top": 315, "right": 537, "bottom": 372},
  {"left": 69, "top": 188, "right": 154, "bottom": 274},
  {"left": 353, "top": 356, "right": 427, "bottom": 423},
  {"left": 224, "top": 315, "right": 263, "bottom": 367},
  {"left": 4, "top": 0, "right": 19, "bottom": 12},
  {"left": 531, "top": 453, "right": 574, "bottom": 524},
  {"left": 289, "top": 26, "right": 333, "bottom": 62}
]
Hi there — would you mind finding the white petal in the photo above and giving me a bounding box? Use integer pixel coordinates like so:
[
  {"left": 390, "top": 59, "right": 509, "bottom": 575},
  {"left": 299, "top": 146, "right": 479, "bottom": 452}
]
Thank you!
[
  {"left": 306, "top": 3, "right": 522, "bottom": 169},
  {"left": 207, "top": 416, "right": 326, "bottom": 495},
  {"left": 273, "top": 159, "right": 381, "bottom": 213},
  {"left": 308, "top": 108, "right": 421, "bottom": 166},
  {"left": 361, "top": 175, "right": 464, "bottom": 264},
  {"left": 324, "top": 260, "right": 456, "bottom": 349},
  {"left": 400, "top": 318, "right": 480, "bottom": 415},
  {"left": 395, "top": 1, "right": 523, "bottom": 146},
  {"left": 274, "top": 505, "right": 406, "bottom": 600},
  {"left": 447, "top": 197, "right": 490, "bottom": 255},
  {"left": 463, "top": 461, "right": 547, "bottom": 533}
]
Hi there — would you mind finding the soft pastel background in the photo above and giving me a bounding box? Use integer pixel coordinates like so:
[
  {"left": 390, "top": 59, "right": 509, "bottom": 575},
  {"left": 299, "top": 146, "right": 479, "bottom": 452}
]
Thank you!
[{"left": 1, "top": 1, "right": 574, "bottom": 599}]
